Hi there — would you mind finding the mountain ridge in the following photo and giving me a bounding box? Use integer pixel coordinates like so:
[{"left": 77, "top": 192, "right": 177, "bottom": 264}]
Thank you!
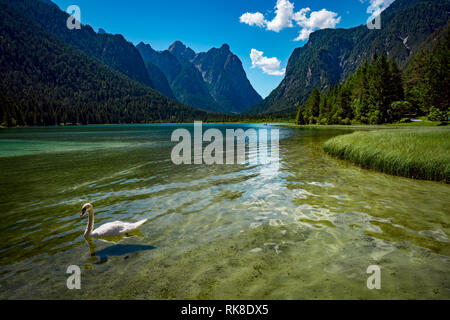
[
  {"left": 4, "top": 0, "right": 154, "bottom": 88},
  {"left": 137, "top": 41, "right": 262, "bottom": 114},
  {"left": 247, "top": 0, "right": 450, "bottom": 114},
  {"left": 0, "top": 1, "right": 208, "bottom": 126}
]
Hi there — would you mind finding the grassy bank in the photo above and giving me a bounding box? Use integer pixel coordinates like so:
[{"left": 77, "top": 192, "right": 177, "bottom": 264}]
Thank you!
[{"left": 323, "top": 128, "right": 450, "bottom": 182}]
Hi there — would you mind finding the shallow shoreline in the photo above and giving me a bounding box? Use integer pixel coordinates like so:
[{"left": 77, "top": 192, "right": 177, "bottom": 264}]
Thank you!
[
  {"left": 0, "top": 121, "right": 295, "bottom": 129},
  {"left": 323, "top": 127, "right": 450, "bottom": 183}
]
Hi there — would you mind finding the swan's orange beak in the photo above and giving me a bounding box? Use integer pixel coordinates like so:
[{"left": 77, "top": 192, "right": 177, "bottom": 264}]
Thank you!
[{"left": 80, "top": 208, "right": 86, "bottom": 217}]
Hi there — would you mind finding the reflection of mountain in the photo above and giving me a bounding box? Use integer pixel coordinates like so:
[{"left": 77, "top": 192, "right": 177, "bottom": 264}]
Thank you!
[
  {"left": 248, "top": 0, "right": 450, "bottom": 114},
  {"left": 137, "top": 41, "right": 262, "bottom": 113}
]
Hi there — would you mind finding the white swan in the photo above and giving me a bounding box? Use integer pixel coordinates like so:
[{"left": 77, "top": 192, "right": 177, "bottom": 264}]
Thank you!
[{"left": 80, "top": 203, "right": 147, "bottom": 238}]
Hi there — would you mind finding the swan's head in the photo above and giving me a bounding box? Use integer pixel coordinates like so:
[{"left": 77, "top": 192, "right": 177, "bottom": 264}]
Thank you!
[{"left": 80, "top": 203, "right": 93, "bottom": 217}]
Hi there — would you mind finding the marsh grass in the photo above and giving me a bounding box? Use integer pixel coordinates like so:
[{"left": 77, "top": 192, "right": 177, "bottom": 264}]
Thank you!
[{"left": 323, "top": 128, "right": 450, "bottom": 182}]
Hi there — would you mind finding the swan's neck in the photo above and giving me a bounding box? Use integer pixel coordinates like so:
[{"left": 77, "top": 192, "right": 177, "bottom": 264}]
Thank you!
[{"left": 85, "top": 208, "right": 94, "bottom": 236}]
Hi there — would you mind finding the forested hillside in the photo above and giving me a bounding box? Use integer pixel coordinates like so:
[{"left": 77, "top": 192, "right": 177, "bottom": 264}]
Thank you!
[
  {"left": 0, "top": 4, "right": 207, "bottom": 126},
  {"left": 296, "top": 29, "right": 450, "bottom": 125},
  {"left": 3, "top": 0, "right": 153, "bottom": 88},
  {"left": 250, "top": 0, "right": 450, "bottom": 114}
]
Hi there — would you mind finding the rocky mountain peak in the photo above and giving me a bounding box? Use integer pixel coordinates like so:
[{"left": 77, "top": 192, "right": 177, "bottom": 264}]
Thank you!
[{"left": 168, "top": 41, "right": 196, "bottom": 61}]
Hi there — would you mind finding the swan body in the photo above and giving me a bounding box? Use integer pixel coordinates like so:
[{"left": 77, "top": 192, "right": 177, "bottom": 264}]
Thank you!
[{"left": 80, "top": 203, "right": 147, "bottom": 238}]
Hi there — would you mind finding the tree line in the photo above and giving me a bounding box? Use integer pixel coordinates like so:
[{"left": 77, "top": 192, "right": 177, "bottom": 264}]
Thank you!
[{"left": 296, "top": 30, "right": 450, "bottom": 125}]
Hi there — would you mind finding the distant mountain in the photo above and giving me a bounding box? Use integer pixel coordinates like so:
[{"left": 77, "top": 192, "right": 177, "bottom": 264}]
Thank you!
[
  {"left": 169, "top": 41, "right": 197, "bottom": 62},
  {"left": 248, "top": 0, "right": 450, "bottom": 114},
  {"left": 137, "top": 43, "right": 175, "bottom": 99},
  {"left": 5, "top": 0, "right": 154, "bottom": 88},
  {"left": 137, "top": 42, "right": 218, "bottom": 112},
  {"left": 137, "top": 41, "right": 262, "bottom": 113},
  {"left": 192, "top": 44, "right": 263, "bottom": 113},
  {"left": 0, "top": 2, "right": 207, "bottom": 126}
]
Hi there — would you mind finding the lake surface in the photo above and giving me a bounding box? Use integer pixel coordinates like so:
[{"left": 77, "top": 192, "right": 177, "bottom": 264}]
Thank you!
[{"left": 0, "top": 124, "right": 449, "bottom": 299}]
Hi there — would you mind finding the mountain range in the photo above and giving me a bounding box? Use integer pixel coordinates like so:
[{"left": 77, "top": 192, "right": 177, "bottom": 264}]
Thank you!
[
  {"left": 248, "top": 0, "right": 450, "bottom": 114},
  {"left": 0, "top": 0, "right": 208, "bottom": 126},
  {"left": 0, "top": 0, "right": 448, "bottom": 126},
  {"left": 0, "top": 0, "right": 262, "bottom": 126},
  {"left": 137, "top": 41, "right": 262, "bottom": 113}
]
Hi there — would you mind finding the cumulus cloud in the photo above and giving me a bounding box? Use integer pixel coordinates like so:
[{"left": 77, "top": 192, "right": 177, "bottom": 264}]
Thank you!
[
  {"left": 239, "top": 12, "right": 266, "bottom": 27},
  {"left": 366, "top": 0, "right": 395, "bottom": 19},
  {"left": 239, "top": 0, "right": 341, "bottom": 41},
  {"left": 293, "top": 8, "right": 341, "bottom": 41},
  {"left": 250, "top": 49, "right": 286, "bottom": 76},
  {"left": 266, "top": 0, "right": 294, "bottom": 32}
]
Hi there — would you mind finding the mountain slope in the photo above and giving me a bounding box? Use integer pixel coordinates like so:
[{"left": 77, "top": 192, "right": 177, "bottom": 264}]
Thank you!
[
  {"left": 0, "top": 3, "right": 206, "bottom": 126},
  {"left": 137, "top": 42, "right": 219, "bottom": 112},
  {"left": 138, "top": 41, "right": 262, "bottom": 113},
  {"left": 3, "top": 0, "right": 154, "bottom": 88},
  {"left": 248, "top": 0, "right": 450, "bottom": 114},
  {"left": 192, "top": 44, "right": 262, "bottom": 113},
  {"left": 137, "top": 43, "right": 175, "bottom": 99},
  {"left": 143, "top": 61, "right": 175, "bottom": 99}
]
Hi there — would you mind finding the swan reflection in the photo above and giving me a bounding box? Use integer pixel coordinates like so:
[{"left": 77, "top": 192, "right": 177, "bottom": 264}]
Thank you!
[{"left": 85, "top": 236, "right": 155, "bottom": 264}]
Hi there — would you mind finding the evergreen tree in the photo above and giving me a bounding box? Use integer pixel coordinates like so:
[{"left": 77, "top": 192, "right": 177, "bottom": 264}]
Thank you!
[
  {"left": 296, "top": 106, "right": 305, "bottom": 125},
  {"left": 353, "top": 60, "right": 370, "bottom": 123},
  {"left": 404, "top": 50, "right": 430, "bottom": 114},
  {"left": 427, "top": 31, "right": 450, "bottom": 112},
  {"left": 303, "top": 87, "right": 321, "bottom": 123}
]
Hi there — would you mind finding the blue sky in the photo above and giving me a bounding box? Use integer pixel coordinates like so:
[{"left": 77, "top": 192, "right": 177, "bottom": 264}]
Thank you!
[{"left": 52, "top": 0, "right": 393, "bottom": 98}]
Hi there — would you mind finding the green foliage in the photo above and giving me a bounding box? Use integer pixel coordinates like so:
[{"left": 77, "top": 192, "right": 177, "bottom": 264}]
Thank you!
[
  {"left": 428, "top": 106, "right": 447, "bottom": 121},
  {"left": 404, "top": 29, "right": 450, "bottom": 115},
  {"left": 388, "top": 101, "right": 414, "bottom": 123},
  {"left": 296, "top": 26, "right": 449, "bottom": 126},
  {"left": 0, "top": 3, "right": 208, "bottom": 126},
  {"left": 399, "top": 118, "right": 411, "bottom": 123},
  {"left": 296, "top": 53, "right": 405, "bottom": 125},
  {"left": 295, "top": 106, "right": 304, "bottom": 125},
  {"left": 324, "top": 128, "right": 450, "bottom": 182},
  {"left": 3, "top": 0, "right": 153, "bottom": 88}
]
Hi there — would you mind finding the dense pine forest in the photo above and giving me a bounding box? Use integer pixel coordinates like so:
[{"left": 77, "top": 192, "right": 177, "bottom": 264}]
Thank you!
[
  {"left": 0, "top": 3, "right": 211, "bottom": 127},
  {"left": 296, "top": 30, "right": 450, "bottom": 125}
]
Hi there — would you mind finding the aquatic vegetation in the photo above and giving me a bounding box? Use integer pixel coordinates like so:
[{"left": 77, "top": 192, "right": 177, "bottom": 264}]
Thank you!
[{"left": 323, "top": 128, "right": 450, "bottom": 182}]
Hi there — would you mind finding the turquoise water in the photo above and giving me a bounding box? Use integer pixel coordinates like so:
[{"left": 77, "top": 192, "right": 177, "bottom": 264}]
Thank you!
[{"left": 0, "top": 124, "right": 449, "bottom": 299}]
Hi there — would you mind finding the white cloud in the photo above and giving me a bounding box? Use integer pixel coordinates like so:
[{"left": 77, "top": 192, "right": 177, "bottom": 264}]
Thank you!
[
  {"left": 239, "top": 0, "right": 341, "bottom": 41},
  {"left": 366, "top": 0, "right": 395, "bottom": 18},
  {"left": 370, "top": 0, "right": 395, "bottom": 7},
  {"left": 239, "top": 12, "right": 266, "bottom": 27},
  {"left": 250, "top": 49, "right": 286, "bottom": 76},
  {"left": 266, "top": 0, "right": 294, "bottom": 32},
  {"left": 293, "top": 8, "right": 341, "bottom": 41}
]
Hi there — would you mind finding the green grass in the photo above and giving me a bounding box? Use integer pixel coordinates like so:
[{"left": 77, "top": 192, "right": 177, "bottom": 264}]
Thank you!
[
  {"left": 387, "top": 119, "right": 447, "bottom": 127},
  {"left": 323, "top": 128, "right": 450, "bottom": 182}
]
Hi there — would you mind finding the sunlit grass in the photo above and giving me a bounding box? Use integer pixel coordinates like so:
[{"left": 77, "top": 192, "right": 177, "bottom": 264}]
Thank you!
[{"left": 323, "top": 128, "right": 450, "bottom": 182}]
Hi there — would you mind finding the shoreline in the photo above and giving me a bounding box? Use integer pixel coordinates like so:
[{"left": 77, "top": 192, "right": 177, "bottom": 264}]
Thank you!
[
  {"left": 0, "top": 121, "right": 296, "bottom": 129},
  {"left": 3, "top": 120, "right": 446, "bottom": 130},
  {"left": 323, "top": 128, "right": 450, "bottom": 183}
]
